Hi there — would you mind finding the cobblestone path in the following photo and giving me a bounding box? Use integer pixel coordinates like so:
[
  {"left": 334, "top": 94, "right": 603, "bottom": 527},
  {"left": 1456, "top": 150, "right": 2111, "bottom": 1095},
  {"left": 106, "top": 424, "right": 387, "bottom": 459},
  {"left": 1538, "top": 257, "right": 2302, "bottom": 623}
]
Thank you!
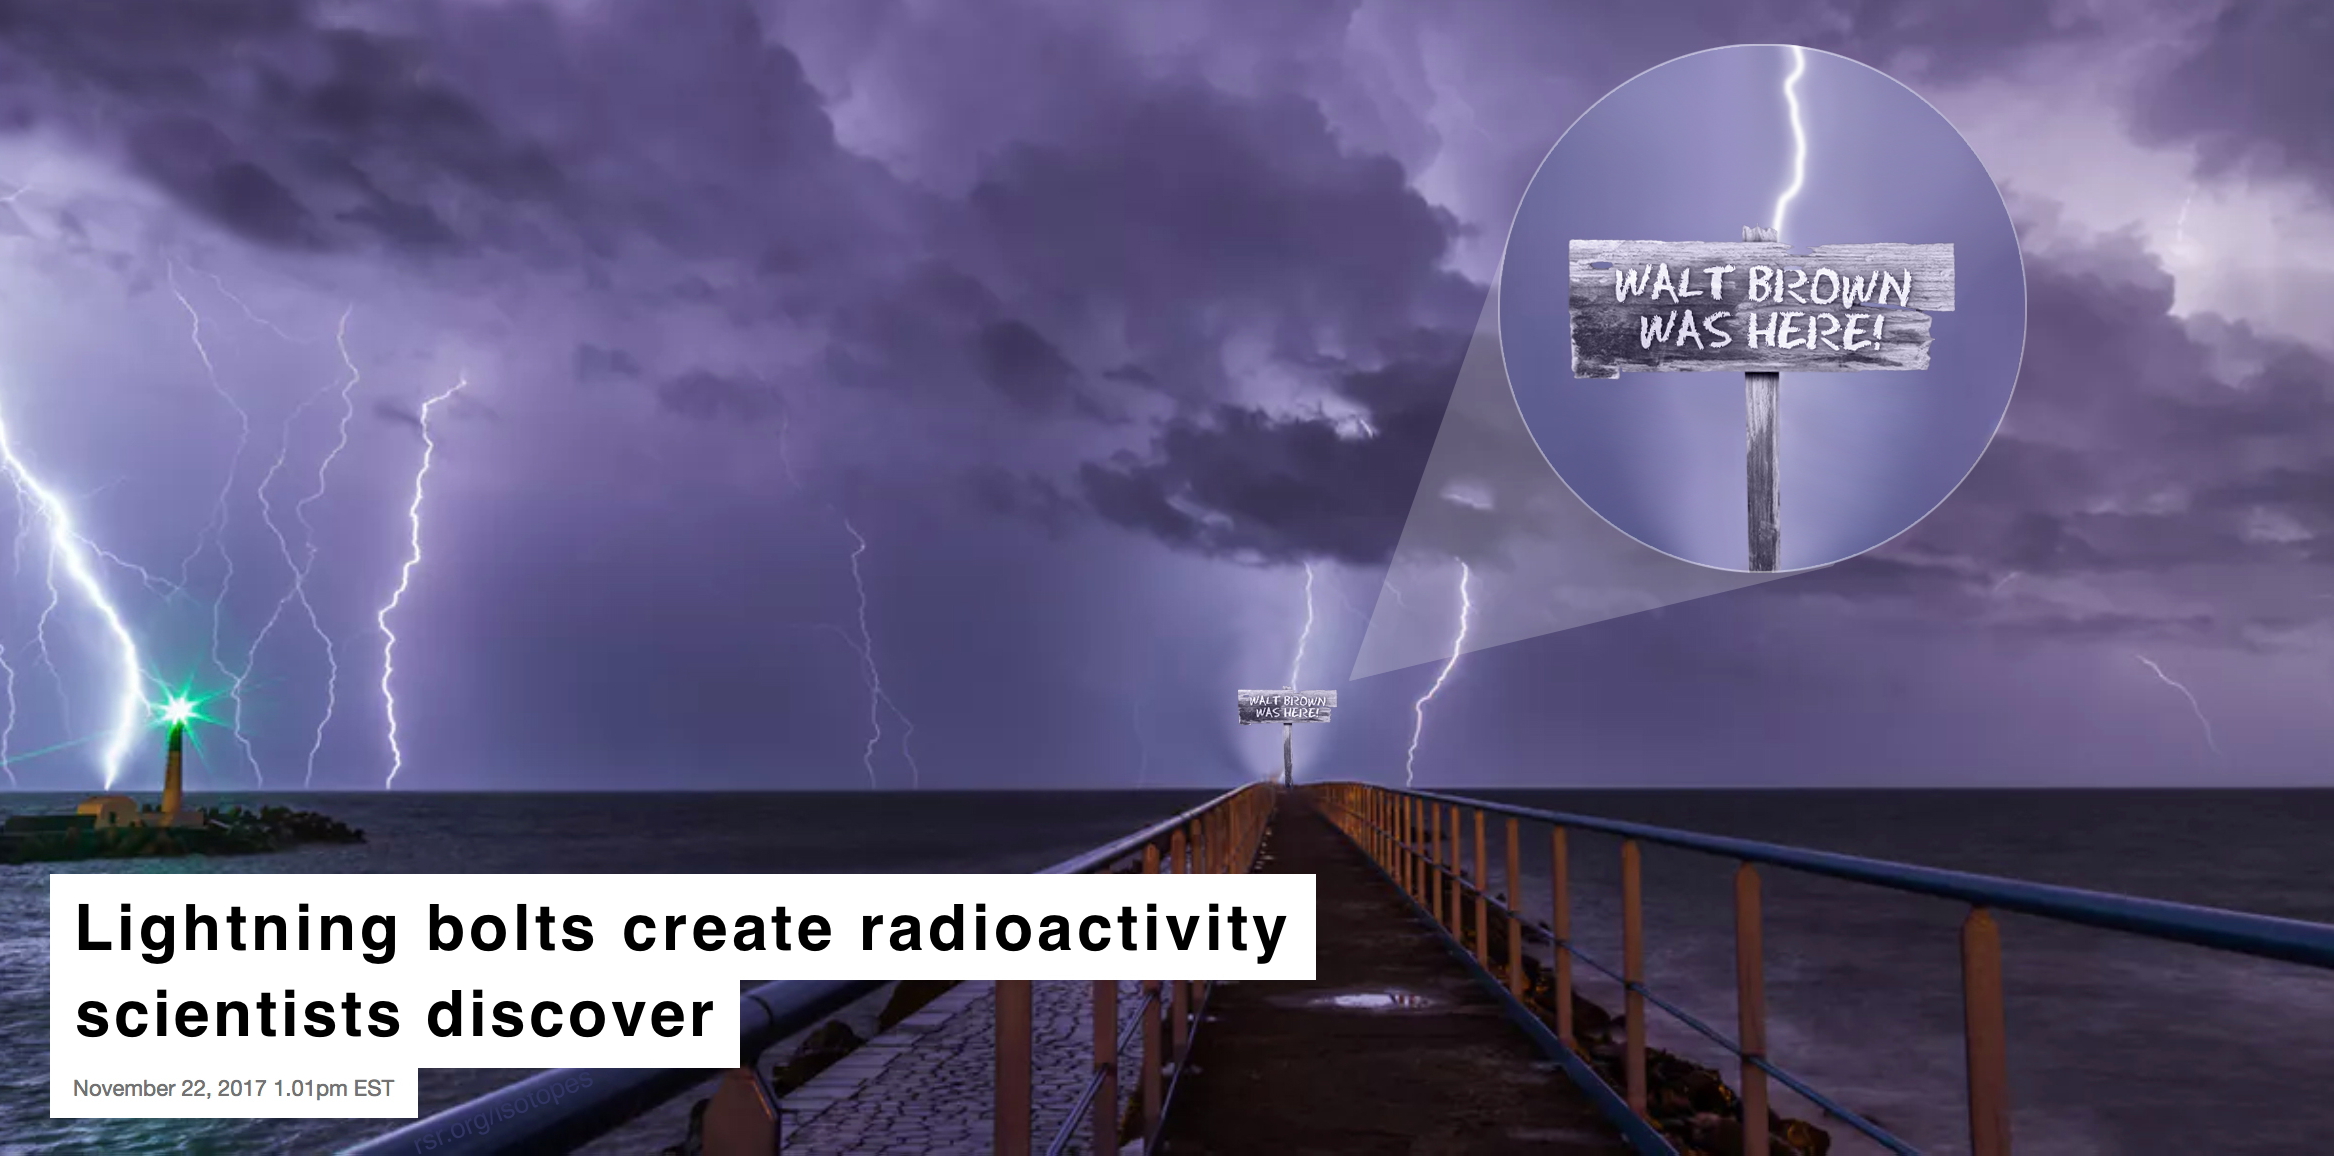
[{"left": 782, "top": 979, "right": 1149, "bottom": 1155}]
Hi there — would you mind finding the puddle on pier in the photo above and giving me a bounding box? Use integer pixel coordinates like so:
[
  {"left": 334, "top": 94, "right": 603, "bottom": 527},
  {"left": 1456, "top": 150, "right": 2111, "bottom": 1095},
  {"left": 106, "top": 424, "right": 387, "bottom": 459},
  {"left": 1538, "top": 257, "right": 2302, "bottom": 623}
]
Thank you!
[{"left": 1312, "top": 989, "right": 1435, "bottom": 1011}]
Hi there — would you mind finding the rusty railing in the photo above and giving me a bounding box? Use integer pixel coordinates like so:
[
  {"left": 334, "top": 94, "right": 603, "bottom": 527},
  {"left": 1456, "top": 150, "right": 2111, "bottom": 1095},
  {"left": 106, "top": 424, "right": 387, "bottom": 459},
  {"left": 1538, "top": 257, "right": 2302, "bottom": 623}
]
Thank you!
[
  {"left": 999, "top": 781, "right": 1275, "bottom": 1156},
  {"left": 1312, "top": 781, "right": 2334, "bottom": 1156}
]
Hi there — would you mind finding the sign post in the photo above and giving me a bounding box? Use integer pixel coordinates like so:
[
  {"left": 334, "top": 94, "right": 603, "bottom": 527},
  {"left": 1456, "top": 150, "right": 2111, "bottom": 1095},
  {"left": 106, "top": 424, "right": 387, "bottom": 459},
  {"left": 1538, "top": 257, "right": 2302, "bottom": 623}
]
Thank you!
[
  {"left": 1236, "top": 689, "right": 1337, "bottom": 787},
  {"left": 1567, "top": 230, "right": 1955, "bottom": 570}
]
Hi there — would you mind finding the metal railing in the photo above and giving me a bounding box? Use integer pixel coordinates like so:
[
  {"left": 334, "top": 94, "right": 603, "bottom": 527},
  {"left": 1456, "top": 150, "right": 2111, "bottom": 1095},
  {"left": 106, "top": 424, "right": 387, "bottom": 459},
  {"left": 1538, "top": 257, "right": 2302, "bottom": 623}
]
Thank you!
[
  {"left": 1311, "top": 781, "right": 2334, "bottom": 1156},
  {"left": 343, "top": 976, "right": 885, "bottom": 1155},
  {"left": 346, "top": 783, "right": 1272, "bottom": 1156},
  {"left": 1008, "top": 781, "right": 1274, "bottom": 1156}
]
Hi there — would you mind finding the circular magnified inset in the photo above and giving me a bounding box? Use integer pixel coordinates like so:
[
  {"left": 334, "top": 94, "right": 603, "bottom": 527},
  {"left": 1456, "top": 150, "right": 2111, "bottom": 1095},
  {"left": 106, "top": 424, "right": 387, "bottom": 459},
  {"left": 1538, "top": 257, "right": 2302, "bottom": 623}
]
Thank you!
[{"left": 1499, "top": 44, "right": 2026, "bottom": 573}]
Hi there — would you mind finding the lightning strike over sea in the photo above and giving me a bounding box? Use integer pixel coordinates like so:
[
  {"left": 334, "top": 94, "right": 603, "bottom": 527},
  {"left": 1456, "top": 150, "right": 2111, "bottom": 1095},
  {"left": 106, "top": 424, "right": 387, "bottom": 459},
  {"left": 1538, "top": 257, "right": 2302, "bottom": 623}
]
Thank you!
[
  {"left": 2134, "top": 653, "right": 2224, "bottom": 766},
  {"left": 166, "top": 261, "right": 259, "bottom": 778},
  {"left": 843, "top": 516, "right": 920, "bottom": 789},
  {"left": 1403, "top": 560, "right": 1473, "bottom": 787},
  {"left": 235, "top": 302, "right": 352, "bottom": 786},
  {"left": 777, "top": 412, "right": 921, "bottom": 789},
  {"left": 1289, "top": 561, "right": 1317, "bottom": 687},
  {"left": 294, "top": 309, "right": 364, "bottom": 786},
  {"left": 0, "top": 398, "right": 148, "bottom": 788},
  {"left": 0, "top": 638, "right": 16, "bottom": 786},
  {"left": 377, "top": 375, "right": 467, "bottom": 789}
]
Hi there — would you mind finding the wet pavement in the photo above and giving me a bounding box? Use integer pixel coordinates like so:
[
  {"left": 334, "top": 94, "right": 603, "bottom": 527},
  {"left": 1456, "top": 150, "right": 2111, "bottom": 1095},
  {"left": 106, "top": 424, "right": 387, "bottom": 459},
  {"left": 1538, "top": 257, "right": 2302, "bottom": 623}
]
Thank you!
[{"left": 1155, "top": 792, "right": 1633, "bottom": 1156}]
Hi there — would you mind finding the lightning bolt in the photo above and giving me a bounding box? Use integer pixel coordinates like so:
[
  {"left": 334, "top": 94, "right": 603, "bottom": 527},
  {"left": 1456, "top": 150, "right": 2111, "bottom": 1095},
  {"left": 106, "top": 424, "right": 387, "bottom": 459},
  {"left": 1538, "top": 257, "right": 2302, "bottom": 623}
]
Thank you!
[
  {"left": 1403, "top": 560, "right": 1473, "bottom": 787},
  {"left": 206, "top": 271, "right": 315, "bottom": 346},
  {"left": 1288, "top": 561, "right": 1317, "bottom": 688},
  {"left": 1990, "top": 571, "right": 2020, "bottom": 596},
  {"left": 29, "top": 523, "right": 71, "bottom": 724},
  {"left": 234, "top": 317, "right": 347, "bottom": 789},
  {"left": 842, "top": 517, "right": 922, "bottom": 789},
  {"left": 2134, "top": 653, "right": 2223, "bottom": 765},
  {"left": 0, "top": 637, "right": 15, "bottom": 787},
  {"left": 236, "top": 305, "right": 358, "bottom": 786},
  {"left": 1771, "top": 45, "right": 1810, "bottom": 239},
  {"left": 2172, "top": 185, "right": 2198, "bottom": 251},
  {"left": 295, "top": 309, "right": 363, "bottom": 787},
  {"left": 378, "top": 375, "right": 466, "bottom": 789},
  {"left": 0, "top": 399, "right": 148, "bottom": 787},
  {"left": 778, "top": 412, "right": 921, "bottom": 790},
  {"left": 166, "top": 261, "right": 258, "bottom": 778}
]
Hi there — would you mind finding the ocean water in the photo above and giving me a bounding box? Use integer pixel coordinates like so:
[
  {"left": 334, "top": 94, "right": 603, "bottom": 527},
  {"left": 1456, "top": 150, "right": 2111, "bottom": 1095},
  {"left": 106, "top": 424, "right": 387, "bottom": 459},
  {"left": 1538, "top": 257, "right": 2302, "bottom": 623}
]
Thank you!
[
  {"left": 5, "top": 788, "right": 2332, "bottom": 1154},
  {"left": 1464, "top": 789, "right": 2334, "bottom": 1156}
]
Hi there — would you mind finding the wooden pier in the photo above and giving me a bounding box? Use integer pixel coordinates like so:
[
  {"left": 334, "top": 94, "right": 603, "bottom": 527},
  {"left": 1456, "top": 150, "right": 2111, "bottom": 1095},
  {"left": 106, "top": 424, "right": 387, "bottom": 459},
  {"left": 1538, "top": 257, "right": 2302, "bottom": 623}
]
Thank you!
[
  {"left": 1158, "top": 790, "right": 1628, "bottom": 1154},
  {"left": 358, "top": 780, "right": 2334, "bottom": 1156}
]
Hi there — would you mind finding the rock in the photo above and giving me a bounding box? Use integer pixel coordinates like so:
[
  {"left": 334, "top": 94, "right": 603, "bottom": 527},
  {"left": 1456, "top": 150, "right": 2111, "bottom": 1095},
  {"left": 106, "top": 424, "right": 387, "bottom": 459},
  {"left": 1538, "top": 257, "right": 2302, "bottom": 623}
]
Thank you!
[
  {"left": 660, "top": 1096, "right": 709, "bottom": 1155},
  {"left": 769, "top": 1019, "right": 864, "bottom": 1094},
  {"left": 796, "top": 1019, "right": 863, "bottom": 1057},
  {"left": 1776, "top": 1117, "right": 1830, "bottom": 1156},
  {"left": 1679, "top": 1066, "right": 1737, "bottom": 1113}
]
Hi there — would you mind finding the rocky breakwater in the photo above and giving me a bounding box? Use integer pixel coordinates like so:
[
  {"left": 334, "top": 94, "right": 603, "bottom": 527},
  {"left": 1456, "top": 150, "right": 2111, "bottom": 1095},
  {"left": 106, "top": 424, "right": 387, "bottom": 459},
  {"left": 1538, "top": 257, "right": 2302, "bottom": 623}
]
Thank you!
[
  {"left": 0, "top": 804, "right": 365, "bottom": 863},
  {"left": 661, "top": 980, "right": 957, "bottom": 1156},
  {"left": 1480, "top": 899, "right": 1834, "bottom": 1156}
]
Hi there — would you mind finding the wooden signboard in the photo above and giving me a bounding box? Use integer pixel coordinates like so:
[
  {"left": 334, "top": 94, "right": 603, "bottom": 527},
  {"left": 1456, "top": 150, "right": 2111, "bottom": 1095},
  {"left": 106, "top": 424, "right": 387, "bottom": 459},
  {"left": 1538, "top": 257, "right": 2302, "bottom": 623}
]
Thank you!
[
  {"left": 1237, "top": 689, "right": 1337, "bottom": 724},
  {"left": 1567, "top": 228, "right": 1956, "bottom": 570},
  {"left": 1238, "top": 689, "right": 1337, "bottom": 787}
]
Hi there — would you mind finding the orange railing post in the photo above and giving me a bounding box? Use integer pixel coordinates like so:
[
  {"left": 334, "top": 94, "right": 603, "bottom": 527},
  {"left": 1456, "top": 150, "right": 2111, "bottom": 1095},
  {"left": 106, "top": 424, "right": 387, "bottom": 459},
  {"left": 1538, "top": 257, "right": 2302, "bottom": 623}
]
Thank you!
[
  {"left": 1473, "top": 808, "right": 1490, "bottom": 967},
  {"left": 1552, "top": 825, "right": 1574, "bottom": 1047},
  {"left": 1170, "top": 827, "right": 1190, "bottom": 1065},
  {"left": 1964, "top": 908, "right": 2012, "bottom": 1156},
  {"left": 1093, "top": 979, "right": 1118, "bottom": 1156},
  {"left": 1504, "top": 817, "right": 1523, "bottom": 997},
  {"left": 995, "top": 979, "right": 1033, "bottom": 1156},
  {"left": 1140, "top": 843, "right": 1163, "bottom": 1141},
  {"left": 1736, "top": 864, "right": 1769, "bottom": 1156},
  {"left": 1403, "top": 795, "right": 1416, "bottom": 898},
  {"left": 1621, "top": 839, "right": 1646, "bottom": 1117},
  {"left": 1447, "top": 804, "right": 1463, "bottom": 935},
  {"left": 1430, "top": 803, "right": 1445, "bottom": 926}
]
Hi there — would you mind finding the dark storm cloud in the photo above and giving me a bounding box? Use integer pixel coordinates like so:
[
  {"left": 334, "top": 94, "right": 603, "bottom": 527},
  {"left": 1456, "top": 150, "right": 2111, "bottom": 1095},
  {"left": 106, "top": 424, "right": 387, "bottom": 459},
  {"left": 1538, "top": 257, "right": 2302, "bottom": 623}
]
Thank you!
[
  {"left": 963, "top": 466, "right": 1076, "bottom": 536},
  {"left": 2130, "top": 1, "right": 2334, "bottom": 195},
  {"left": 574, "top": 344, "right": 643, "bottom": 385},
  {"left": 976, "top": 320, "right": 1082, "bottom": 413},
  {"left": 657, "top": 370, "right": 784, "bottom": 425},
  {"left": 956, "top": 83, "right": 1480, "bottom": 395},
  {"left": 0, "top": 0, "right": 571, "bottom": 254},
  {"left": 124, "top": 116, "right": 324, "bottom": 249},
  {"left": 1076, "top": 339, "right": 1469, "bottom": 565},
  {"left": 1779, "top": 218, "right": 2334, "bottom": 644},
  {"left": 0, "top": 0, "right": 899, "bottom": 265}
]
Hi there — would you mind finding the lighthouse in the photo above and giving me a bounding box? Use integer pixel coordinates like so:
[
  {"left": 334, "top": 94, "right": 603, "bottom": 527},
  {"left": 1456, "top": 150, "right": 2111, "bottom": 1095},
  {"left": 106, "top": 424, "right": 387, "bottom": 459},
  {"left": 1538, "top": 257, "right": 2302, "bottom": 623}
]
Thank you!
[{"left": 160, "top": 711, "right": 186, "bottom": 817}]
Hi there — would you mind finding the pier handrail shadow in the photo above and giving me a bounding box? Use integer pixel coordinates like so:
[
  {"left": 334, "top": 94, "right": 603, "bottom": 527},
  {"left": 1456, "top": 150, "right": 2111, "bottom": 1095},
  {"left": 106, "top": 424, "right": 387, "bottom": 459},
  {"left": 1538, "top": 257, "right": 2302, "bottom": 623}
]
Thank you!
[{"left": 1312, "top": 782, "right": 2334, "bottom": 1156}]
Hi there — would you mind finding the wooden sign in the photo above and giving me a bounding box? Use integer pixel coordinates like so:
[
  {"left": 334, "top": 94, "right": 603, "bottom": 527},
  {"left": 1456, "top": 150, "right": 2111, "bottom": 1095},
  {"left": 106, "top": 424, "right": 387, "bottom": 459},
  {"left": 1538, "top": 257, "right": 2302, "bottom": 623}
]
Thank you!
[
  {"left": 1240, "top": 689, "right": 1337, "bottom": 788},
  {"left": 1565, "top": 229, "right": 1956, "bottom": 570},
  {"left": 1237, "top": 690, "right": 1337, "bottom": 725}
]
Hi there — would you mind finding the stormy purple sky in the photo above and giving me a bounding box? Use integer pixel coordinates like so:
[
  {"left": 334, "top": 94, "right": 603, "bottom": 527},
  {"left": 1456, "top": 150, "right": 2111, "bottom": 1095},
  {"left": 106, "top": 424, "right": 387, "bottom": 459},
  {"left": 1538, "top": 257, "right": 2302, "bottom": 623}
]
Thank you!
[{"left": 0, "top": 1, "right": 2328, "bottom": 792}]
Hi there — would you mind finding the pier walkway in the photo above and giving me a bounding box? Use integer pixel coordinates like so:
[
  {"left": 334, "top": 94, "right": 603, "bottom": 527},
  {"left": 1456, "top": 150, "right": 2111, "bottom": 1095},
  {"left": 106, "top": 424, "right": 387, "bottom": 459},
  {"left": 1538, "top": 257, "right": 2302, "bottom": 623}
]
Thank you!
[
  {"left": 775, "top": 979, "right": 1142, "bottom": 1155},
  {"left": 1157, "top": 791, "right": 1629, "bottom": 1155},
  {"left": 357, "top": 779, "right": 2334, "bottom": 1156}
]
